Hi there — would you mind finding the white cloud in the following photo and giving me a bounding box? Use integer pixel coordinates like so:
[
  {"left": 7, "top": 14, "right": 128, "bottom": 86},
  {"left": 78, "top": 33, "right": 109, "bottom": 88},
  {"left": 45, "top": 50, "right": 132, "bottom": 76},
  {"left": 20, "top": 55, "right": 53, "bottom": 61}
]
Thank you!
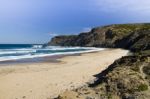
[
  {"left": 48, "top": 32, "right": 58, "bottom": 37},
  {"left": 82, "top": 27, "right": 91, "bottom": 32}
]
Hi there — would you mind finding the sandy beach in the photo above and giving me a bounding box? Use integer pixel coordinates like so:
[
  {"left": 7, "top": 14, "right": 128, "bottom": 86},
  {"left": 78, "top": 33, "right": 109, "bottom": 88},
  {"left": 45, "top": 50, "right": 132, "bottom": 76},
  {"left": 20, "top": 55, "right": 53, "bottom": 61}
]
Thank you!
[{"left": 0, "top": 49, "right": 128, "bottom": 99}]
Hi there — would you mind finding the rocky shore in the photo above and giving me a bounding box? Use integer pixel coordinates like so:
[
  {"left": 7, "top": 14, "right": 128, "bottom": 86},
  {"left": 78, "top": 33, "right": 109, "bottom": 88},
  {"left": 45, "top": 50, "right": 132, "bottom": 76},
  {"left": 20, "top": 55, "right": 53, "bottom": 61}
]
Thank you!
[{"left": 49, "top": 23, "right": 150, "bottom": 99}]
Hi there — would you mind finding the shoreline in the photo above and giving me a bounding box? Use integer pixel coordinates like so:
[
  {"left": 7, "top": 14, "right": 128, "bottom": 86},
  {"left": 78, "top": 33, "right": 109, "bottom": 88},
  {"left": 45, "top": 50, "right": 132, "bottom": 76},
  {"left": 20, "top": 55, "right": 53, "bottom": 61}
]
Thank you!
[
  {"left": 0, "top": 49, "right": 129, "bottom": 99},
  {"left": 0, "top": 47, "right": 105, "bottom": 62},
  {"left": 0, "top": 48, "right": 107, "bottom": 65}
]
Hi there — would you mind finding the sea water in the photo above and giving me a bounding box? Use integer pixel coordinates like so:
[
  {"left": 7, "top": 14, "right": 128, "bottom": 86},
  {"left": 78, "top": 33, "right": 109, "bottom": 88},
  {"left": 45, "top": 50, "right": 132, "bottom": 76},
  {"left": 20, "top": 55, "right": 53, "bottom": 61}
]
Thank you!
[{"left": 0, "top": 44, "right": 104, "bottom": 62}]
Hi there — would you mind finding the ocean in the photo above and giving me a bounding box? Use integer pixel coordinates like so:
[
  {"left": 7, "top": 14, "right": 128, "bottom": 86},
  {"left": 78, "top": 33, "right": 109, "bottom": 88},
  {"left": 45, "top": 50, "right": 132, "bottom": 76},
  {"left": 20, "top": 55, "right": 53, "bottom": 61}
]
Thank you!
[{"left": 0, "top": 44, "right": 104, "bottom": 62}]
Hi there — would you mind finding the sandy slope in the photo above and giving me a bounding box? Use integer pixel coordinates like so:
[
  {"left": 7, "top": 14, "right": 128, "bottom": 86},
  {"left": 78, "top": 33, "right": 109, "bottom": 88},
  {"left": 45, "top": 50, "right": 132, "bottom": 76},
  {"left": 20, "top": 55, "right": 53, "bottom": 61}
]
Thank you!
[{"left": 0, "top": 49, "right": 128, "bottom": 99}]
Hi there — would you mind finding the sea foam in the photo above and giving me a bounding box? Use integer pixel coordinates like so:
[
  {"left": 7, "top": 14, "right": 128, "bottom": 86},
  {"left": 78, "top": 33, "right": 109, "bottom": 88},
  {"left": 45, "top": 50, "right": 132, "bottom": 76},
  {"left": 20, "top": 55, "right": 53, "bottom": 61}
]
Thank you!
[{"left": 0, "top": 45, "right": 104, "bottom": 62}]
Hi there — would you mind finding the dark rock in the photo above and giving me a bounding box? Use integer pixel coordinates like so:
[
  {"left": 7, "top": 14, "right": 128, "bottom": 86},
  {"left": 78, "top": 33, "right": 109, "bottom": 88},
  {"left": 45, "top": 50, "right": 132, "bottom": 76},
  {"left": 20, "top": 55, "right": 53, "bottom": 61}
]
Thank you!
[
  {"left": 51, "top": 23, "right": 150, "bottom": 99},
  {"left": 48, "top": 23, "right": 150, "bottom": 52}
]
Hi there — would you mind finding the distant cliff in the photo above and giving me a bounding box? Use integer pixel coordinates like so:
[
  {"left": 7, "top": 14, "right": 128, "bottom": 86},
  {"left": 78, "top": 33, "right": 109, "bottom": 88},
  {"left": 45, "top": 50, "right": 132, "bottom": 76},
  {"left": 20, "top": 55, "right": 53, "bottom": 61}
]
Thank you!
[{"left": 48, "top": 23, "right": 150, "bottom": 52}]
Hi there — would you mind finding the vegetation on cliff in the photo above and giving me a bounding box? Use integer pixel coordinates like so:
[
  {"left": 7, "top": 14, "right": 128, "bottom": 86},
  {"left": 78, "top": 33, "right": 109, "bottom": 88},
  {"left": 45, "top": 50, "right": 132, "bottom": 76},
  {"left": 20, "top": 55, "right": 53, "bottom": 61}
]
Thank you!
[
  {"left": 48, "top": 23, "right": 150, "bottom": 53},
  {"left": 51, "top": 23, "right": 150, "bottom": 99},
  {"left": 56, "top": 55, "right": 150, "bottom": 99}
]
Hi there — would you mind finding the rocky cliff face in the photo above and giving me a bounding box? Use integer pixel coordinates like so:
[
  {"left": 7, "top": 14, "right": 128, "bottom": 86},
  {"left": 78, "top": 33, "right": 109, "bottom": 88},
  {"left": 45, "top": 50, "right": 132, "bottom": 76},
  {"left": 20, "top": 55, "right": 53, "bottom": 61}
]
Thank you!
[
  {"left": 48, "top": 23, "right": 150, "bottom": 52},
  {"left": 49, "top": 35, "right": 77, "bottom": 46},
  {"left": 50, "top": 23, "right": 150, "bottom": 99}
]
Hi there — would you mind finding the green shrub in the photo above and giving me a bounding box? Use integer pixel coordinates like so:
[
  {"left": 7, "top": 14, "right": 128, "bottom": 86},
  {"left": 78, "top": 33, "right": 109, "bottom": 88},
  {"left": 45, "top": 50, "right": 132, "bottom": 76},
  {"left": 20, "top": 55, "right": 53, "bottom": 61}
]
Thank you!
[
  {"left": 137, "top": 84, "right": 148, "bottom": 91},
  {"left": 107, "top": 94, "right": 112, "bottom": 99}
]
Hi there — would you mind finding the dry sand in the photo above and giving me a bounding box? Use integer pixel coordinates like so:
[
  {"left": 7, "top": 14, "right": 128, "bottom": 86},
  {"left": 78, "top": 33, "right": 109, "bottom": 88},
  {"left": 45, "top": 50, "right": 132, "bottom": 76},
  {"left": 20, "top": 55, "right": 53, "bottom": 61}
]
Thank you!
[{"left": 0, "top": 49, "right": 128, "bottom": 99}]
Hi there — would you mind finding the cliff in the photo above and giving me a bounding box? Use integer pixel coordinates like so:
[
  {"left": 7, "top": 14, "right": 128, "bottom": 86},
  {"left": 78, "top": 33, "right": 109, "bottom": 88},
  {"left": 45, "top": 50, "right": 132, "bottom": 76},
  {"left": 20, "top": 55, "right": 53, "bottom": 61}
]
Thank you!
[
  {"left": 50, "top": 23, "right": 150, "bottom": 99},
  {"left": 48, "top": 23, "right": 150, "bottom": 52}
]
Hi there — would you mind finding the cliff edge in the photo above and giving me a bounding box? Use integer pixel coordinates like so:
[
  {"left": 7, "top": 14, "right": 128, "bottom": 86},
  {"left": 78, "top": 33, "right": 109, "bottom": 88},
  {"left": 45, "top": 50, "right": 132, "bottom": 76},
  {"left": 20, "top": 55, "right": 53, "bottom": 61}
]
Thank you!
[
  {"left": 49, "top": 23, "right": 150, "bottom": 99},
  {"left": 48, "top": 23, "right": 150, "bottom": 52}
]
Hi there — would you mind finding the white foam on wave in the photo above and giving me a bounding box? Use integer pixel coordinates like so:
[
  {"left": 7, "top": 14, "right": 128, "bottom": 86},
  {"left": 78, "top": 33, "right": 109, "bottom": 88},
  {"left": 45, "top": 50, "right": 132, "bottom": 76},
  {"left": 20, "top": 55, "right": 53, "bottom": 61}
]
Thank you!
[
  {"left": 45, "top": 46, "right": 98, "bottom": 50},
  {"left": 32, "top": 45, "right": 43, "bottom": 49},
  {"left": 0, "top": 47, "right": 104, "bottom": 61},
  {"left": 0, "top": 47, "right": 105, "bottom": 62},
  {"left": 0, "top": 50, "right": 36, "bottom": 55}
]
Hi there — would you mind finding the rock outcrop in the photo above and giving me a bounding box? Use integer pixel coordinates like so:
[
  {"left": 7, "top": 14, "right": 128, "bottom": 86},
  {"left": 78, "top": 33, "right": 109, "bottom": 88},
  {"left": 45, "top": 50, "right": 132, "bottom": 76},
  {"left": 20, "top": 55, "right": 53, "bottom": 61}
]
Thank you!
[
  {"left": 49, "top": 23, "right": 150, "bottom": 99},
  {"left": 48, "top": 23, "right": 150, "bottom": 52}
]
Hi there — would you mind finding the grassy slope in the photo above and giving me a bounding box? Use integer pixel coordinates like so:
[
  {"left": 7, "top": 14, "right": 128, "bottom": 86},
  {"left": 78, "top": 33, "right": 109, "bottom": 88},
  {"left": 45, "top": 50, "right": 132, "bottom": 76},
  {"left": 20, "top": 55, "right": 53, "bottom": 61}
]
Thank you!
[
  {"left": 53, "top": 24, "right": 150, "bottom": 99},
  {"left": 56, "top": 55, "right": 150, "bottom": 99},
  {"left": 49, "top": 23, "right": 150, "bottom": 52}
]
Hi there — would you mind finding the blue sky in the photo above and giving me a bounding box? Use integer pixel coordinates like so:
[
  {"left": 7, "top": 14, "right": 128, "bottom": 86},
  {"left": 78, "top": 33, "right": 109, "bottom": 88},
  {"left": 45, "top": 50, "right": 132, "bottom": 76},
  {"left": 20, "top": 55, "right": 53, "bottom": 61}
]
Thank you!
[{"left": 0, "top": 0, "right": 150, "bottom": 44}]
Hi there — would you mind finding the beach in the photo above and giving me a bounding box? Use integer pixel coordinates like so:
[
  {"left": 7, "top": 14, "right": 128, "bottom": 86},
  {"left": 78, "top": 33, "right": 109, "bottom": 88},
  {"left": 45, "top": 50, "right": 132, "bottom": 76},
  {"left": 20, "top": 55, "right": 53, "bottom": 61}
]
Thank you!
[{"left": 0, "top": 49, "right": 128, "bottom": 99}]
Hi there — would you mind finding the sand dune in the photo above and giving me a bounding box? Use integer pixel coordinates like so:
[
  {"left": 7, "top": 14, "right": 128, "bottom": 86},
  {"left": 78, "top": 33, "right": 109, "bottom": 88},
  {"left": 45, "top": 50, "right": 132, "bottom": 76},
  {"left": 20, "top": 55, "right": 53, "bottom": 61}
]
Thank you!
[{"left": 0, "top": 49, "right": 128, "bottom": 99}]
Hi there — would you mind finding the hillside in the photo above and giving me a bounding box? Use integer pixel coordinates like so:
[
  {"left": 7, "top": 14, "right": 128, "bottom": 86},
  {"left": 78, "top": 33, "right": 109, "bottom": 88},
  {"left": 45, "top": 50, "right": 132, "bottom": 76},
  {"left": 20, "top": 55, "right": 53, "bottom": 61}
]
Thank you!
[
  {"left": 49, "top": 23, "right": 150, "bottom": 99},
  {"left": 56, "top": 55, "right": 150, "bottom": 99},
  {"left": 48, "top": 23, "right": 150, "bottom": 52}
]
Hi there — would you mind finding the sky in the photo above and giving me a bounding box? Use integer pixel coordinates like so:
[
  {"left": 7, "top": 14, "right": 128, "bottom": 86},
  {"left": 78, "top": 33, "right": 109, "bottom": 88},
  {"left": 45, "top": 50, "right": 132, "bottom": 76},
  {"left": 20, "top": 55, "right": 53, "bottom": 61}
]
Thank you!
[{"left": 0, "top": 0, "right": 150, "bottom": 44}]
